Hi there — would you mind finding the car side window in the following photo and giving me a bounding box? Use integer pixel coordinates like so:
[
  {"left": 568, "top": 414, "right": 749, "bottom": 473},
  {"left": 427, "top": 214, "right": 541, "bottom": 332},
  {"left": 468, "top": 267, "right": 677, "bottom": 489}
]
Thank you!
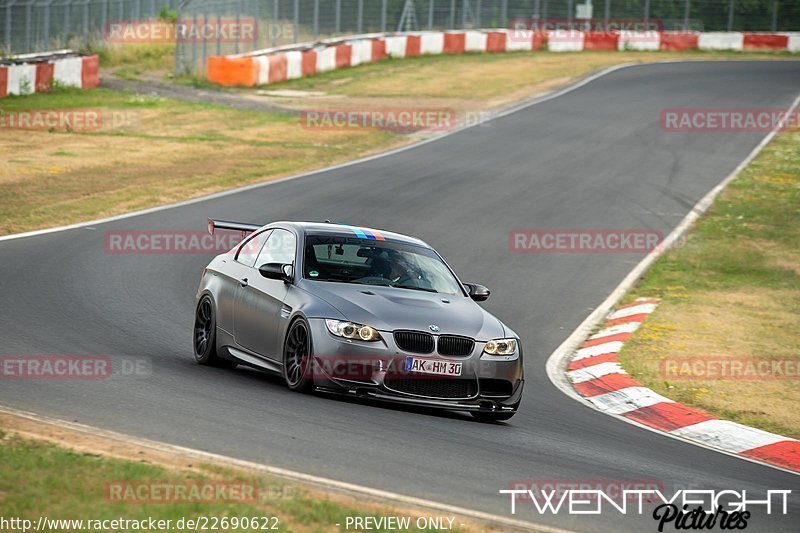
[
  {"left": 255, "top": 229, "right": 296, "bottom": 268},
  {"left": 235, "top": 230, "right": 271, "bottom": 267}
]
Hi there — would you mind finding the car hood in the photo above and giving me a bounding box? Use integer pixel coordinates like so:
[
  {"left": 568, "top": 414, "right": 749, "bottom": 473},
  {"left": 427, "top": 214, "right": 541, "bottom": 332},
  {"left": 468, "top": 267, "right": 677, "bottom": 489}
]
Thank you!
[{"left": 305, "top": 282, "right": 507, "bottom": 341}]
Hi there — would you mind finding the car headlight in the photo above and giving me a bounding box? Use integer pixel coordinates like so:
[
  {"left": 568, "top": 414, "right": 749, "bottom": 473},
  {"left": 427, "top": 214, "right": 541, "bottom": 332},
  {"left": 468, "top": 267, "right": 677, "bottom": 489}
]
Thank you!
[
  {"left": 325, "top": 319, "right": 382, "bottom": 342},
  {"left": 483, "top": 338, "right": 518, "bottom": 355}
]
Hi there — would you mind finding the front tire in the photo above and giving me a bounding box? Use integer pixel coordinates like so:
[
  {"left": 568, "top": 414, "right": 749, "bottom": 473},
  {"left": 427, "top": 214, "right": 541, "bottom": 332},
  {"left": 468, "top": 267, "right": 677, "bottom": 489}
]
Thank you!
[
  {"left": 193, "top": 295, "right": 236, "bottom": 368},
  {"left": 282, "top": 318, "right": 314, "bottom": 392}
]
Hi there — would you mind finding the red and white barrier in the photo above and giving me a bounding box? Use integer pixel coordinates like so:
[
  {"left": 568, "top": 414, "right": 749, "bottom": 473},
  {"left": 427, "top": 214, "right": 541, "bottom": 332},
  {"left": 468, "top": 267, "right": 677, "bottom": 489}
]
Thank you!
[
  {"left": 385, "top": 35, "right": 408, "bottom": 58},
  {"left": 618, "top": 31, "right": 661, "bottom": 51},
  {"left": 698, "top": 31, "right": 745, "bottom": 50},
  {"left": 315, "top": 46, "right": 337, "bottom": 73},
  {"left": 349, "top": 39, "right": 373, "bottom": 66},
  {"left": 785, "top": 33, "right": 800, "bottom": 52},
  {"left": 566, "top": 298, "right": 800, "bottom": 473},
  {"left": 546, "top": 30, "right": 585, "bottom": 52},
  {"left": 420, "top": 32, "right": 445, "bottom": 55},
  {"left": 206, "top": 30, "right": 799, "bottom": 87},
  {"left": 0, "top": 51, "right": 99, "bottom": 98}
]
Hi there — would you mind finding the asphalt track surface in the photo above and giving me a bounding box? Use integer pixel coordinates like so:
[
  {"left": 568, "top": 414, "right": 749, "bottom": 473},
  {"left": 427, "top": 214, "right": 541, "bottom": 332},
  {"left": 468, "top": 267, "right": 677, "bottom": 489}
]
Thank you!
[{"left": 1, "top": 61, "right": 799, "bottom": 532}]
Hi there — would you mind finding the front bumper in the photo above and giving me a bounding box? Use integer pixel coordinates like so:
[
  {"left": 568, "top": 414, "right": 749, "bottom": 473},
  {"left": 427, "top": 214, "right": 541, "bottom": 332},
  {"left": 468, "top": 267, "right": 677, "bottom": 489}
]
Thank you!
[{"left": 307, "top": 318, "right": 524, "bottom": 413}]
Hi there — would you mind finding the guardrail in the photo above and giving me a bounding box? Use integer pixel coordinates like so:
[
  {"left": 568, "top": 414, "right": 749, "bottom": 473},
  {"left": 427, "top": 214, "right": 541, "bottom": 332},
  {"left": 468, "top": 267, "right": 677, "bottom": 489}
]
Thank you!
[
  {"left": 206, "top": 29, "right": 800, "bottom": 87},
  {"left": 0, "top": 49, "right": 99, "bottom": 97}
]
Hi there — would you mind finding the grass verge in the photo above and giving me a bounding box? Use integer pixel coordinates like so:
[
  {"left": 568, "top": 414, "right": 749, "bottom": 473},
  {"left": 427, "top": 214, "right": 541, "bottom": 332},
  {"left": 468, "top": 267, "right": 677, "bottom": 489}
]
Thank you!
[
  {"left": 0, "top": 416, "right": 486, "bottom": 532},
  {"left": 0, "top": 87, "right": 398, "bottom": 235},
  {"left": 1, "top": 50, "right": 796, "bottom": 236},
  {"left": 617, "top": 128, "right": 800, "bottom": 439},
  {"left": 267, "top": 50, "right": 796, "bottom": 106}
]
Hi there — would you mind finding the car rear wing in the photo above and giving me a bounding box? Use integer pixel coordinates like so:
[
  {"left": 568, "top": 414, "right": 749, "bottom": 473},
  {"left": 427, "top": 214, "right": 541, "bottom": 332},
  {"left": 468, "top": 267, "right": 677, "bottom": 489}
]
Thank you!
[{"left": 207, "top": 218, "right": 262, "bottom": 236}]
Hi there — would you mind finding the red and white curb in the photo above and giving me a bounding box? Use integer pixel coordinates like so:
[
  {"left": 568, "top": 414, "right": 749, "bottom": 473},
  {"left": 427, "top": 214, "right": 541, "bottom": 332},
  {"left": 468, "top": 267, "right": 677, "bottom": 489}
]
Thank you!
[
  {"left": 566, "top": 297, "right": 800, "bottom": 473},
  {"left": 0, "top": 50, "right": 100, "bottom": 98}
]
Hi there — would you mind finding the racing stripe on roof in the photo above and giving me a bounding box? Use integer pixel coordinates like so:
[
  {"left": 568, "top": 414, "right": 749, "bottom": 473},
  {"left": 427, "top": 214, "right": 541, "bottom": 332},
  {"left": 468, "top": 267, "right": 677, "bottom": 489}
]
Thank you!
[{"left": 343, "top": 225, "right": 385, "bottom": 240}]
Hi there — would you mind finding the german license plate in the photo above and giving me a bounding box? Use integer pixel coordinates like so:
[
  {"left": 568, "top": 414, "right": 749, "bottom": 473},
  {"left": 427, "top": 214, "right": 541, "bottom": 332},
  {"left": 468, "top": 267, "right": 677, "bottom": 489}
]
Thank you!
[{"left": 405, "top": 357, "right": 462, "bottom": 376}]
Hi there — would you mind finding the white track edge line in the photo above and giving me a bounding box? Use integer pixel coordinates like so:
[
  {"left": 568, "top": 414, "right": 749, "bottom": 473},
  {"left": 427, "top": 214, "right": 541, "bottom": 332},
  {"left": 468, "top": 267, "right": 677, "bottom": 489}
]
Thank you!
[
  {"left": 0, "top": 405, "right": 569, "bottom": 533},
  {"left": 544, "top": 92, "right": 800, "bottom": 477}
]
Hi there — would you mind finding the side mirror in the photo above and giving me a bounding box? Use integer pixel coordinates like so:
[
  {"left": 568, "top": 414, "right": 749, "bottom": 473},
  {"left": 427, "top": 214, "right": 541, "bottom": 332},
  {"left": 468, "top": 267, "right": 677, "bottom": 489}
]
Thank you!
[
  {"left": 259, "top": 263, "right": 293, "bottom": 283},
  {"left": 465, "top": 283, "right": 490, "bottom": 302}
]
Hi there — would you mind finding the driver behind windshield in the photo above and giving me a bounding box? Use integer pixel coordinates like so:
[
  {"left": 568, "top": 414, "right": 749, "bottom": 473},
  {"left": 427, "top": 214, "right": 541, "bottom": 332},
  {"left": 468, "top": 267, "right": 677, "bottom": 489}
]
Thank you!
[
  {"left": 303, "top": 234, "right": 462, "bottom": 295},
  {"left": 384, "top": 250, "right": 418, "bottom": 285}
]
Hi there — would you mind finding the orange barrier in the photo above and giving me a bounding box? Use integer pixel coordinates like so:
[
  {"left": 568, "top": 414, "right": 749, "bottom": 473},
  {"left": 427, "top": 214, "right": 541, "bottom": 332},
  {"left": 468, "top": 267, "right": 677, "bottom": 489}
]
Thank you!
[
  {"left": 444, "top": 32, "right": 466, "bottom": 53},
  {"left": 302, "top": 50, "right": 317, "bottom": 76},
  {"left": 532, "top": 31, "right": 546, "bottom": 51},
  {"left": 743, "top": 33, "right": 789, "bottom": 50},
  {"left": 81, "top": 55, "right": 100, "bottom": 89},
  {"left": 486, "top": 31, "right": 507, "bottom": 52},
  {"left": 35, "top": 62, "right": 54, "bottom": 91},
  {"left": 268, "top": 54, "right": 288, "bottom": 83},
  {"left": 405, "top": 35, "right": 421, "bottom": 56},
  {"left": 584, "top": 32, "right": 618, "bottom": 51},
  {"left": 371, "top": 39, "right": 387, "bottom": 61},
  {"left": 334, "top": 44, "right": 352, "bottom": 68},
  {"left": 660, "top": 32, "right": 699, "bottom": 51},
  {"left": 207, "top": 56, "right": 257, "bottom": 86},
  {"left": 0, "top": 67, "right": 7, "bottom": 98}
]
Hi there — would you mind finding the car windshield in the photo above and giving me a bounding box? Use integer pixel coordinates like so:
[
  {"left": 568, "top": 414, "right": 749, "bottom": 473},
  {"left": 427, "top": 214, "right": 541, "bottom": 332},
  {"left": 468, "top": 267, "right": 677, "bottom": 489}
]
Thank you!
[{"left": 303, "top": 234, "right": 463, "bottom": 295}]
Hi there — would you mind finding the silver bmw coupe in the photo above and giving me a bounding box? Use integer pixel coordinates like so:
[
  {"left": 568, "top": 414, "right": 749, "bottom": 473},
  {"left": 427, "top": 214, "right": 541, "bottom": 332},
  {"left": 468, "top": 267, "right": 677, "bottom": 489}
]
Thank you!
[{"left": 194, "top": 219, "right": 524, "bottom": 421}]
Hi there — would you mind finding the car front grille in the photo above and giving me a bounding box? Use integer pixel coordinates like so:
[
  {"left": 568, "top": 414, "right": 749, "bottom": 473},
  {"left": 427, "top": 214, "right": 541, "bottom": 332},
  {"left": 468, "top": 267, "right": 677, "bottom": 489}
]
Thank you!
[
  {"left": 437, "top": 335, "right": 475, "bottom": 356},
  {"left": 384, "top": 376, "right": 478, "bottom": 399},
  {"left": 394, "top": 331, "right": 434, "bottom": 354}
]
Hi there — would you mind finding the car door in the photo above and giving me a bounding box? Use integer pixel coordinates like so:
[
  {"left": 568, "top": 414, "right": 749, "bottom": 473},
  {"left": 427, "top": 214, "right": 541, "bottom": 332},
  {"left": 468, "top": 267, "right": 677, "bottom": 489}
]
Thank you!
[
  {"left": 216, "top": 229, "right": 271, "bottom": 335},
  {"left": 233, "top": 228, "right": 297, "bottom": 360}
]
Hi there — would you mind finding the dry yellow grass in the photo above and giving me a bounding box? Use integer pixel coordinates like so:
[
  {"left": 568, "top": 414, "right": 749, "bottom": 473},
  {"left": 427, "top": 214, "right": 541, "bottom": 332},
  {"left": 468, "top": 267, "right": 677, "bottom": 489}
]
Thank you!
[
  {"left": 0, "top": 95, "right": 399, "bottom": 235},
  {"left": 1, "top": 50, "right": 795, "bottom": 236},
  {"left": 274, "top": 50, "right": 796, "bottom": 103}
]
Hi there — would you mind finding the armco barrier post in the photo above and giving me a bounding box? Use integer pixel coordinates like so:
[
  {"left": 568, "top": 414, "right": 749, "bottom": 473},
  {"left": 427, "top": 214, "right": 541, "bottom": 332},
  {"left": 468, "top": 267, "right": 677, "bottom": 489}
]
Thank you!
[
  {"left": 293, "top": 0, "right": 299, "bottom": 43},
  {"left": 728, "top": 0, "right": 735, "bottom": 31}
]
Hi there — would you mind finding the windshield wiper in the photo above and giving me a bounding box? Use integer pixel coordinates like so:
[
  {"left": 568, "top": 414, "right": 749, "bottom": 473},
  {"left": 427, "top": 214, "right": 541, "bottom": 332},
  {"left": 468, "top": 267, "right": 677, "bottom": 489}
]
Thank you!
[{"left": 390, "top": 284, "right": 438, "bottom": 293}]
